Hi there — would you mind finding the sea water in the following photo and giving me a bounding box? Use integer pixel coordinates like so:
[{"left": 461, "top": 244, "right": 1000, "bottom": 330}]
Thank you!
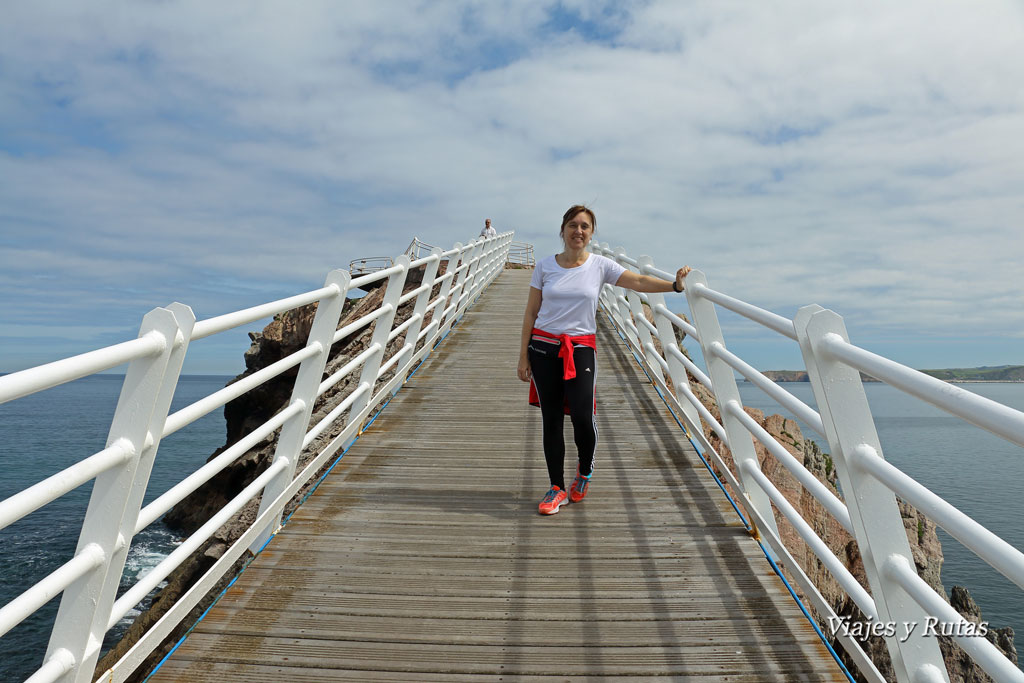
[
  {"left": 736, "top": 381, "right": 1024, "bottom": 655},
  {"left": 0, "top": 374, "right": 231, "bottom": 682},
  {"left": 1, "top": 375, "right": 1021, "bottom": 679}
]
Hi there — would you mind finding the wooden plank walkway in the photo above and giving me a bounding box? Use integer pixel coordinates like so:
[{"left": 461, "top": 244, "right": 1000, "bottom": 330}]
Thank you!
[{"left": 149, "top": 269, "right": 844, "bottom": 682}]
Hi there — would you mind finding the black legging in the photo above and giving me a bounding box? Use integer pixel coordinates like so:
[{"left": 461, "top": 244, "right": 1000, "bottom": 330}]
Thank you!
[{"left": 528, "top": 339, "right": 598, "bottom": 490}]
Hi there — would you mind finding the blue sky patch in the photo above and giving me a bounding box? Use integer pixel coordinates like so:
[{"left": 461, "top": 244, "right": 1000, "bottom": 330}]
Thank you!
[
  {"left": 542, "top": 1, "right": 632, "bottom": 43},
  {"left": 747, "top": 122, "right": 829, "bottom": 146},
  {"left": 550, "top": 147, "right": 582, "bottom": 161}
]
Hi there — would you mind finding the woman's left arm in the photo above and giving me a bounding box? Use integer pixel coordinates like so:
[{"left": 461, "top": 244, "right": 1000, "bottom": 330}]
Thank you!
[{"left": 615, "top": 266, "right": 692, "bottom": 293}]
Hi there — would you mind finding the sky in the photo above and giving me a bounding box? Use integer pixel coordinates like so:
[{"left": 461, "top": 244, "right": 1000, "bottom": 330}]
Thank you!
[{"left": 1, "top": 0, "right": 1022, "bottom": 376}]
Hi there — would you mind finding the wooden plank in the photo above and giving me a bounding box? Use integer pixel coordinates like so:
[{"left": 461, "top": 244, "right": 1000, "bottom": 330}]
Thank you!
[
  {"left": 152, "top": 658, "right": 838, "bottom": 683},
  {"left": 156, "top": 634, "right": 841, "bottom": 678},
  {"left": 147, "top": 270, "right": 845, "bottom": 682},
  {"left": 193, "top": 607, "right": 819, "bottom": 646},
  {"left": 215, "top": 566, "right": 789, "bottom": 596}
]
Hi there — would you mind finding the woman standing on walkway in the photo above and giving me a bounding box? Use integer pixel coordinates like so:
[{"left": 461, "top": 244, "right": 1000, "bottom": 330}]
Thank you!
[{"left": 517, "top": 204, "right": 691, "bottom": 515}]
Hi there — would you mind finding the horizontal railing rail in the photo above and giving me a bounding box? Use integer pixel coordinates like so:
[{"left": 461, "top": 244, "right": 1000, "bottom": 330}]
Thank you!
[
  {"left": 0, "top": 232, "right": 514, "bottom": 683},
  {"left": 590, "top": 240, "right": 1024, "bottom": 683}
]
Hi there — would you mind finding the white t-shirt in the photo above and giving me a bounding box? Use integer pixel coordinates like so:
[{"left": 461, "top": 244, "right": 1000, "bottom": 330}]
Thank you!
[
  {"left": 480, "top": 226, "right": 497, "bottom": 238},
  {"left": 530, "top": 253, "right": 626, "bottom": 336}
]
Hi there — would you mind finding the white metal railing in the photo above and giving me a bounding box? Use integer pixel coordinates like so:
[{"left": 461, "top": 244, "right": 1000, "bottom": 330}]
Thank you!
[
  {"left": 348, "top": 237, "right": 448, "bottom": 277},
  {"left": 0, "top": 232, "right": 514, "bottom": 683},
  {"left": 347, "top": 255, "right": 393, "bottom": 278},
  {"left": 506, "top": 240, "right": 535, "bottom": 267},
  {"left": 589, "top": 241, "right": 1024, "bottom": 683},
  {"left": 403, "top": 236, "right": 442, "bottom": 261}
]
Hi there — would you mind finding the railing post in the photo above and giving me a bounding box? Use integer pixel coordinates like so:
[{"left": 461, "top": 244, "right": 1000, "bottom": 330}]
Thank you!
[
  {"left": 795, "top": 306, "right": 948, "bottom": 683},
  {"left": 436, "top": 242, "right": 464, "bottom": 340},
  {"left": 501, "top": 233, "right": 514, "bottom": 276},
  {"left": 594, "top": 253, "right": 617, "bottom": 319},
  {"left": 598, "top": 282, "right": 618, "bottom": 329},
  {"left": 627, "top": 256, "right": 665, "bottom": 386},
  {"left": 446, "top": 242, "right": 475, "bottom": 325},
  {"left": 490, "top": 234, "right": 510, "bottom": 281},
  {"left": 466, "top": 238, "right": 488, "bottom": 308},
  {"left": 611, "top": 246, "right": 641, "bottom": 351},
  {"left": 345, "top": 256, "right": 409, "bottom": 441},
  {"left": 396, "top": 247, "right": 442, "bottom": 385},
  {"left": 481, "top": 235, "right": 499, "bottom": 292},
  {"left": 457, "top": 240, "right": 484, "bottom": 317},
  {"left": 250, "top": 269, "right": 351, "bottom": 552},
  {"left": 44, "top": 304, "right": 194, "bottom": 683},
  {"left": 430, "top": 245, "right": 459, "bottom": 344},
  {"left": 480, "top": 237, "right": 497, "bottom": 290},
  {"left": 502, "top": 233, "right": 514, "bottom": 271},
  {"left": 482, "top": 235, "right": 505, "bottom": 290},
  {"left": 593, "top": 244, "right": 629, "bottom": 341},
  {"left": 637, "top": 256, "right": 702, "bottom": 430},
  {"left": 684, "top": 270, "right": 781, "bottom": 543}
]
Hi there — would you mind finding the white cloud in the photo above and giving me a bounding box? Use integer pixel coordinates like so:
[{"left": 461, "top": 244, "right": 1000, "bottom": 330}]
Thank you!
[{"left": 1, "top": 0, "right": 1022, "bottom": 372}]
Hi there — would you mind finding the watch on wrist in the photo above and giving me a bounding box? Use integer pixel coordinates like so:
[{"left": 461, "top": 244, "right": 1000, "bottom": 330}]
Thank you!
[{"left": 672, "top": 280, "right": 683, "bottom": 293}]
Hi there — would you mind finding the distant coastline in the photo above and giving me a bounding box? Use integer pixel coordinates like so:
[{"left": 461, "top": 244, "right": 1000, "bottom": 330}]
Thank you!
[{"left": 757, "top": 365, "right": 1024, "bottom": 383}]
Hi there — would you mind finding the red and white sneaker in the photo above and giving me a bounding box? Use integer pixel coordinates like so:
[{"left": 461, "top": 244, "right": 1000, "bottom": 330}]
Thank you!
[
  {"left": 538, "top": 486, "right": 569, "bottom": 515},
  {"left": 569, "top": 465, "right": 592, "bottom": 503}
]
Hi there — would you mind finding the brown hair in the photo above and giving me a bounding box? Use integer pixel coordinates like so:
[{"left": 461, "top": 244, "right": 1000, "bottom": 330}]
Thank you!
[{"left": 560, "top": 204, "right": 596, "bottom": 234}]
